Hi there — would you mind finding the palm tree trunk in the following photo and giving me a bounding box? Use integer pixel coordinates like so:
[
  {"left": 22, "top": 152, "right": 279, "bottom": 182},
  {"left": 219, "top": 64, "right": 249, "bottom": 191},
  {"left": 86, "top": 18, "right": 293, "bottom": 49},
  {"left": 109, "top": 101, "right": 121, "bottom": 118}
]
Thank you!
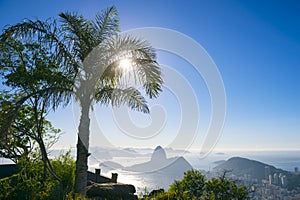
[{"left": 74, "top": 101, "right": 91, "bottom": 196}]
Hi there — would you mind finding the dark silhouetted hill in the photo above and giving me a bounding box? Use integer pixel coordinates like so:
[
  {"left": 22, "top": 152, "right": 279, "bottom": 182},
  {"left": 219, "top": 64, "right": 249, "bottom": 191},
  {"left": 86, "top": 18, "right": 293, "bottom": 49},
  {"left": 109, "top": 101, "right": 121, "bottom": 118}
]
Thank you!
[
  {"left": 214, "top": 157, "right": 284, "bottom": 180},
  {"left": 125, "top": 146, "right": 192, "bottom": 173},
  {"left": 214, "top": 157, "right": 300, "bottom": 190}
]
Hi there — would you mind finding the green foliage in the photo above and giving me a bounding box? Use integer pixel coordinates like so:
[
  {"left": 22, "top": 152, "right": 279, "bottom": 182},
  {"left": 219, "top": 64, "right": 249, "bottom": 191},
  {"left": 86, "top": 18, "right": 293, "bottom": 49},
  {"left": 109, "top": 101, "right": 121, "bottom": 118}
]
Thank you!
[
  {"left": 0, "top": 151, "right": 75, "bottom": 200},
  {"left": 0, "top": 23, "right": 72, "bottom": 181},
  {"left": 202, "top": 177, "right": 248, "bottom": 200},
  {"left": 286, "top": 173, "right": 300, "bottom": 191},
  {"left": 166, "top": 169, "right": 205, "bottom": 200},
  {"left": 0, "top": 92, "right": 34, "bottom": 161},
  {"left": 150, "top": 169, "right": 249, "bottom": 200},
  {"left": 181, "top": 169, "right": 206, "bottom": 198},
  {"left": 0, "top": 32, "right": 74, "bottom": 110},
  {"left": 0, "top": 91, "right": 61, "bottom": 163}
]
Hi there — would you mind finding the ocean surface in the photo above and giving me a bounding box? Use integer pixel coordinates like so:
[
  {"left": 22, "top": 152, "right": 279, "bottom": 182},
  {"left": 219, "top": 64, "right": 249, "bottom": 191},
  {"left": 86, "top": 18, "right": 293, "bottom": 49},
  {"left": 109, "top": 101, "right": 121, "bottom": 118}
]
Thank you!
[
  {"left": 89, "top": 150, "right": 300, "bottom": 194},
  {"left": 2, "top": 149, "right": 299, "bottom": 194}
]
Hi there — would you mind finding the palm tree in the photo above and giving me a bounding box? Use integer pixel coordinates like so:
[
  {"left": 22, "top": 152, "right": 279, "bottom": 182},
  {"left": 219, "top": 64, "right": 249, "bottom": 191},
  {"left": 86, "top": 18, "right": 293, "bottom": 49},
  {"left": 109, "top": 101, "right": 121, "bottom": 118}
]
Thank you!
[{"left": 1, "top": 6, "right": 163, "bottom": 196}]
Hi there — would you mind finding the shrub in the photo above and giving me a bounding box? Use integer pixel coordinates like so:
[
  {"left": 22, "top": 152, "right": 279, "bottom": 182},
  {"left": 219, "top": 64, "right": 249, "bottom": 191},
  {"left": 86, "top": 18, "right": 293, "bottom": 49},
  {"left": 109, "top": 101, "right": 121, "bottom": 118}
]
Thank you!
[
  {"left": 0, "top": 151, "right": 75, "bottom": 200},
  {"left": 150, "top": 169, "right": 248, "bottom": 200}
]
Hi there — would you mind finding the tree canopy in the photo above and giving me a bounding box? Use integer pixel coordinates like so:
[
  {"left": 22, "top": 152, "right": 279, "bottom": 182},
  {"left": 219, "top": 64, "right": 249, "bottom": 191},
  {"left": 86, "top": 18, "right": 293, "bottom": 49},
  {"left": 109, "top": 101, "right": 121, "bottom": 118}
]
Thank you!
[{"left": 149, "top": 169, "right": 249, "bottom": 200}]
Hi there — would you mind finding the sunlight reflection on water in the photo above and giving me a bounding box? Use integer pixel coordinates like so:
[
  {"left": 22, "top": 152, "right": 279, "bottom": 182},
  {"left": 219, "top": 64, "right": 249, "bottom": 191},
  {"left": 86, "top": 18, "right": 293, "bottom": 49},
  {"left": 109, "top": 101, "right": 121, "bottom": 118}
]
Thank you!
[{"left": 88, "top": 151, "right": 300, "bottom": 194}]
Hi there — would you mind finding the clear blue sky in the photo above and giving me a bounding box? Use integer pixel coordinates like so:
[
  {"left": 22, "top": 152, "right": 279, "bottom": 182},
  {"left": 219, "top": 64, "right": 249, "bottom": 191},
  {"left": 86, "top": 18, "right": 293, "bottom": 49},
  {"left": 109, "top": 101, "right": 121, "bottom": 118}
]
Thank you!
[{"left": 0, "top": 0, "right": 299, "bottom": 151}]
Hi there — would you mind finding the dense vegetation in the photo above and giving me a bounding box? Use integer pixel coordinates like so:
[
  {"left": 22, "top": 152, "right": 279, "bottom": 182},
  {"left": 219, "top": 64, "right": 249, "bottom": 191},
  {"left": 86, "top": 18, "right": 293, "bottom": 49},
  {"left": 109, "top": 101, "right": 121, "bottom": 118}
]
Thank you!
[
  {"left": 0, "top": 151, "right": 76, "bottom": 200},
  {"left": 0, "top": 162, "right": 248, "bottom": 200},
  {"left": 286, "top": 173, "right": 300, "bottom": 191},
  {"left": 143, "top": 169, "right": 249, "bottom": 200}
]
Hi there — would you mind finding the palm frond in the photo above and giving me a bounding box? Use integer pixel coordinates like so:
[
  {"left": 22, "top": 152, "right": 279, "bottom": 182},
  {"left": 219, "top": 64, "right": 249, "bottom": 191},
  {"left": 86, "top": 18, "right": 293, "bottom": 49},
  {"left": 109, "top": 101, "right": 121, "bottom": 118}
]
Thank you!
[
  {"left": 92, "top": 6, "right": 119, "bottom": 45},
  {"left": 1, "top": 33, "right": 76, "bottom": 110},
  {"left": 0, "top": 18, "right": 79, "bottom": 75},
  {"left": 100, "top": 35, "right": 163, "bottom": 99},
  {"left": 59, "top": 12, "right": 94, "bottom": 60},
  {"left": 95, "top": 86, "right": 149, "bottom": 113}
]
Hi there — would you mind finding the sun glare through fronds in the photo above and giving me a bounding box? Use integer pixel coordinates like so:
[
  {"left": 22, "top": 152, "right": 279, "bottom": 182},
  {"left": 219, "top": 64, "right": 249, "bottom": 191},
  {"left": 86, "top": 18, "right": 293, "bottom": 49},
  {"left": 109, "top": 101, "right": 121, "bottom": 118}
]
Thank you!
[{"left": 119, "top": 58, "right": 132, "bottom": 71}]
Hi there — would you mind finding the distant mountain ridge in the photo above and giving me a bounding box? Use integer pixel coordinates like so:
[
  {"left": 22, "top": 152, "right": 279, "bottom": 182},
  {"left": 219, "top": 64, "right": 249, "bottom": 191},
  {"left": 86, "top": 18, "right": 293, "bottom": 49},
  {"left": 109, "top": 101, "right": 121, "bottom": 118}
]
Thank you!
[
  {"left": 100, "top": 146, "right": 192, "bottom": 173},
  {"left": 214, "top": 157, "right": 300, "bottom": 190},
  {"left": 214, "top": 157, "right": 284, "bottom": 180}
]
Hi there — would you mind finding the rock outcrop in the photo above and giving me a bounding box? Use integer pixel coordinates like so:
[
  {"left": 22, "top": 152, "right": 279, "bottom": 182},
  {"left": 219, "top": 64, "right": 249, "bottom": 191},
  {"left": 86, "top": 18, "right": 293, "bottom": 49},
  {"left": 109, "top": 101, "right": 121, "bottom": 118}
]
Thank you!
[
  {"left": 124, "top": 146, "right": 192, "bottom": 173},
  {"left": 151, "top": 145, "right": 167, "bottom": 162},
  {"left": 86, "top": 182, "right": 138, "bottom": 200}
]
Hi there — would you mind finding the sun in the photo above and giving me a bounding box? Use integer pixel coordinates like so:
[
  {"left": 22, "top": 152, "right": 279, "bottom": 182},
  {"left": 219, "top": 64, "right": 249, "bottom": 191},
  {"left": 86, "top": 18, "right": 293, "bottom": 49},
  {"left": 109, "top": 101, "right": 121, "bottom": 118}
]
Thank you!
[{"left": 119, "top": 58, "right": 132, "bottom": 70}]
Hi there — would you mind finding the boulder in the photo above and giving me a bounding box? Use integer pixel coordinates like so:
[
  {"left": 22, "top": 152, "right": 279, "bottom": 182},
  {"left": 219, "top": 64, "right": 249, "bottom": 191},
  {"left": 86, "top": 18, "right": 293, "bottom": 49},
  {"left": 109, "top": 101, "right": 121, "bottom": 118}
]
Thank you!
[{"left": 86, "top": 183, "right": 138, "bottom": 200}]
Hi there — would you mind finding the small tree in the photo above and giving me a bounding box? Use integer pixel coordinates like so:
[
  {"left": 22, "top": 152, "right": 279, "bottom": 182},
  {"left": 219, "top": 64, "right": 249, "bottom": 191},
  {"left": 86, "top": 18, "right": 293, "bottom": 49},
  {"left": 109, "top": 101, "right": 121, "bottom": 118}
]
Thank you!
[
  {"left": 181, "top": 169, "right": 206, "bottom": 198},
  {"left": 0, "top": 31, "right": 73, "bottom": 180},
  {"left": 155, "top": 169, "right": 249, "bottom": 200},
  {"left": 168, "top": 169, "right": 206, "bottom": 200},
  {"left": 0, "top": 92, "right": 60, "bottom": 163},
  {"left": 203, "top": 177, "right": 248, "bottom": 200}
]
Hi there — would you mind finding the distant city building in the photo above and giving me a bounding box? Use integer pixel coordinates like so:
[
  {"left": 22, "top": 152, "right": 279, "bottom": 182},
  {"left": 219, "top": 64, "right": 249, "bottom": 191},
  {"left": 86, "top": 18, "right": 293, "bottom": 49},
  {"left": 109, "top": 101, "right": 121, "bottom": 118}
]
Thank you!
[
  {"left": 269, "top": 174, "right": 273, "bottom": 185},
  {"left": 278, "top": 173, "right": 283, "bottom": 186},
  {"left": 265, "top": 166, "right": 271, "bottom": 180},
  {"left": 281, "top": 175, "right": 287, "bottom": 188},
  {"left": 273, "top": 173, "right": 279, "bottom": 185},
  {"left": 295, "top": 167, "right": 299, "bottom": 174}
]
